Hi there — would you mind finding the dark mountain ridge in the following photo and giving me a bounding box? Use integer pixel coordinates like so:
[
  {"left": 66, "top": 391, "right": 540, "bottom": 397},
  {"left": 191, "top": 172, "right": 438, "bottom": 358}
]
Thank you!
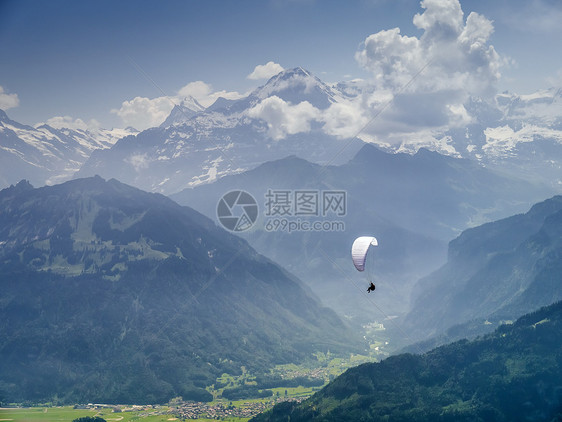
[
  {"left": 0, "top": 177, "right": 362, "bottom": 404},
  {"left": 253, "top": 300, "right": 562, "bottom": 421},
  {"left": 404, "top": 195, "right": 562, "bottom": 342}
]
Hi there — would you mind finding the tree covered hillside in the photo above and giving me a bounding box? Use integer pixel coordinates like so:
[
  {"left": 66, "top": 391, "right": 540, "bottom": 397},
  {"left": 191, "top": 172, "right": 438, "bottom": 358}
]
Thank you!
[
  {"left": 0, "top": 177, "right": 362, "bottom": 405},
  {"left": 253, "top": 301, "right": 562, "bottom": 421}
]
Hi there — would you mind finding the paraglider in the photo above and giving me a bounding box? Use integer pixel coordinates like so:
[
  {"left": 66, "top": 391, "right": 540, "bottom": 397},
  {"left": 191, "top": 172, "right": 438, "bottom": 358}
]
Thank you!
[{"left": 351, "top": 236, "right": 378, "bottom": 292}]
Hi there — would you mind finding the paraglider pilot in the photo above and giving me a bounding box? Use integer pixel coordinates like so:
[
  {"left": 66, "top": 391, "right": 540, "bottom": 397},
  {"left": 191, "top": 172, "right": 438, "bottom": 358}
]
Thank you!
[{"left": 352, "top": 236, "right": 379, "bottom": 294}]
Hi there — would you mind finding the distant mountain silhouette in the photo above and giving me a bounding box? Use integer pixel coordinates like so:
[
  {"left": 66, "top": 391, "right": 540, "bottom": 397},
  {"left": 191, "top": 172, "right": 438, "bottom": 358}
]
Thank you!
[{"left": 171, "top": 144, "right": 552, "bottom": 329}]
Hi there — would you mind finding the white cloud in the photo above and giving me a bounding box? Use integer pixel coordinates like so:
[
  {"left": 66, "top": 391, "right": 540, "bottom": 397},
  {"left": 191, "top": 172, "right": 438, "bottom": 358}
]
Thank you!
[
  {"left": 247, "top": 91, "right": 372, "bottom": 141},
  {"left": 247, "top": 61, "right": 285, "bottom": 80},
  {"left": 177, "top": 81, "right": 245, "bottom": 107},
  {"left": 112, "top": 80, "right": 246, "bottom": 130},
  {"left": 355, "top": 28, "right": 422, "bottom": 89},
  {"left": 206, "top": 89, "right": 247, "bottom": 105},
  {"left": 111, "top": 96, "right": 174, "bottom": 131},
  {"left": 126, "top": 153, "right": 151, "bottom": 172},
  {"left": 321, "top": 101, "right": 369, "bottom": 139},
  {"left": 413, "top": 0, "right": 464, "bottom": 42},
  {"left": 0, "top": 86, "right": 20, "bottom": 110},
  {"left": 41, "top": 115, "right": 101, "bottom": 131},
  {"left": 177, "top": 81, "right": 212, "bottom": 100},
  {"left": 352, "top": 0, "right": 502, "bottom": 144},
  {"left": 247, "top": 96, "right": 321, "bottom": 140},
  {"left": 357, "top": 0, "right": 501, "bottom": 95}
]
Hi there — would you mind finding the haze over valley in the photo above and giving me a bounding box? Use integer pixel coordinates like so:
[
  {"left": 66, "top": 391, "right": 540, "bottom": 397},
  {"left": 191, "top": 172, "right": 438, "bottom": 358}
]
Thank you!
[{"left": 1, "top": 0, "right": 562, "bottom": 419}]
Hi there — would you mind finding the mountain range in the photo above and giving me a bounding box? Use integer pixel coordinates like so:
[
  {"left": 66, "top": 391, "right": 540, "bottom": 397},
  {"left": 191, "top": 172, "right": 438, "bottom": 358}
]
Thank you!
[
  {"left": 171, "top": 144, "right": 553, "bottom": 329},
  {"left": 0, "top": 177, "right": 362, "bottom": 404},
  {"left": 443, "top": 88, "right": 562, "bottom": 190},
  {"left": 75, "top": 71, "right": 562, "bottom": 198},
  {"left": 0, "top": 109, "right": 137, "bottom": 188},
  {"left": 75, "top": 67, "right": 362, "bottom": 195},
  {"left": 2, "top": 67, "right": 561, "bottom": 200}
]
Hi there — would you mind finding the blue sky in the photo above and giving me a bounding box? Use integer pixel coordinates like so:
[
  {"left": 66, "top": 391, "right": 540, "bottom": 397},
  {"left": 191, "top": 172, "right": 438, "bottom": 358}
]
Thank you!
[{"left": 0, "top": 0, "right": 561, "bottom": 130}]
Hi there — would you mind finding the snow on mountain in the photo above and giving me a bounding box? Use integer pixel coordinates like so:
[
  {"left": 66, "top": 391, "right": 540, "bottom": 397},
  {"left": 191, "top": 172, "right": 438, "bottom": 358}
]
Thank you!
[
  {"left": 252, "top": 66, "right": 338, "bottom": 109},
  {"left": 4, "top": 65, "right": 562, "bottom": 197},
  {"left": 459, "top": 88, "right": 562, "bottom": 187},
  {"left": 359, "top": 86, "right": 562, "bottom": 190},
  {"left": 496, "top": 88, "right": 562, "bottom": 126},
  {"left": 160, "top": 96, "right": 206, "bottom": 127},
  {"left": 77, "top": 67, "right": 363, "bottom": 195},
  {"left": 331, "top": 78, "right": 370, "bottom": 101},
  {"left": 0, "top": 110, "right": 137, "bottom": 188},
  {"left": 75, "top": 66, "right": 562, "bottom": 196},
  {"left": 483, "top": 124, "right": 562, "bottom": 158}
]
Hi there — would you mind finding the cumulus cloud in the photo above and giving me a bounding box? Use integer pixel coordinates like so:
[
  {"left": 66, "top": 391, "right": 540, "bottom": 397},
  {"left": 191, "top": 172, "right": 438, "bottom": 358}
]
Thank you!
[
  {"left": 41, "top": 116, "right": 101, "bottom": 131},
  {"left": 247, "top": 96, "right": 321, "bottom": 140},
  {"left": 0, "top": 86, "right": 20, "bottom": 110},
  {"left": 177, "top": 81, "right": 245, "bottom": 107},
  {"left": 247, "top": 95, "right": 371, "bottom": 141},
  {"left": 112, "top": 80, "right": 246, "bottom": 130},
  {"left": 357, "top": 0, "right": 500, "bottom": 94},
  {"left": 247, "top": 61, "right": 285, "bottom": 80},
  {"left": 355, "top": 28, "right": 423, "bottom": 89},
  {"left": 321, "top": 101, "right": 369, "bottom": 139},
  {"left": 111, "top": 96, "right": 174, "bottom": 131},
  {"left": 177, "top": 81, "right": 212, "bottom": 100},
  {"left": 352, "top": 0, "right": 502, "bottom": 145}
]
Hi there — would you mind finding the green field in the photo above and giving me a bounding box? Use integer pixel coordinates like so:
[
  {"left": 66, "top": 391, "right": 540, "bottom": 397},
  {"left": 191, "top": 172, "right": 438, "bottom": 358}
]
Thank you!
[
  {"left": 0, "top": 349, "right": 384, "bottom": 422},
  {"left": 0, "top": 407, "right": 173, "bottom": 422}
]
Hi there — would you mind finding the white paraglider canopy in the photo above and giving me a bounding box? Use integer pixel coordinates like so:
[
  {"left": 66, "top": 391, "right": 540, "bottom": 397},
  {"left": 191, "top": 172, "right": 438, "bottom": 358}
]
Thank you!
[{"left": 351, "top": 236, "right": 378, "bottom": 272}]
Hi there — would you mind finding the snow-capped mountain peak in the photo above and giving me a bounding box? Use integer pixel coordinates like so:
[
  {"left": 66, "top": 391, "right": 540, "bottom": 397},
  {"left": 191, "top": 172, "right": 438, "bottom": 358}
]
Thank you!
[
  {"left": 252, "top": 67, "right": 338, "bottom": 109},
  {"left": 160, "top": 96, "right": 207, "bottom": 127},
  {"left": 10, "top": 67, "right": 560, "bottom": 198},
  {"left": 0, "top": 109, "right": 137, "bottom": 188},
  {"left": 495, "top": 87, "right": 562, "bottom": 126},
  {"left": 180, "top": 95, "right": 205, "bottom": 113}
]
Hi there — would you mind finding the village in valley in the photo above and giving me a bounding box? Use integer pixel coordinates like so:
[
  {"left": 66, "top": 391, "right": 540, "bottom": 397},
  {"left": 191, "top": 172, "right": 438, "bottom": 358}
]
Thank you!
[
  {"left": 165, "top": 343, "right": 389, "bottom": 420},
  {"left": 1, "top": 338, "right": 389, "bottom": 421},
  {"left": 172, "top": 396, "right": 308, "bottom": 420}
]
